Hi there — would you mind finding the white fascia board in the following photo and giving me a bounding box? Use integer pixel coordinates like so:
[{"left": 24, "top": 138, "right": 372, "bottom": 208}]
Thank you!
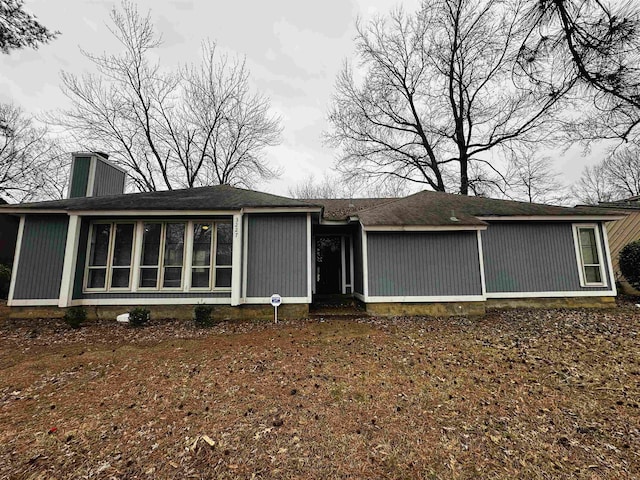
[
  {"left": 319, "top": 219, "right": 350, "bottom": 225},
  {"left": 67, "top": 210, "right": 239, "bottom": 217},
  {"left": 9, "top": 299, "right": 60, "bottom": 306},
  {"left": 70, "top": 297, "right": 232, "bottom": 306},
  {"left": 242, "top": 207, "right": 322, "bottom": 214},
  {"left": 486, "top": 290, "right": 616, "bottom": 298},
  {"left": 0, "top": 208, "right": 67, "bottom": 214},
  {"left": 244, "top": 297, "right": 310, "bottom": 304},
  {"left": 477, "top": 215, "right": 625, "bottom": 221},
  {"left": 363, "top": 225, "right": 487, "bottom": 232},
  {"left": 365, "top": 295, "right": 486, "bottom": 303}
]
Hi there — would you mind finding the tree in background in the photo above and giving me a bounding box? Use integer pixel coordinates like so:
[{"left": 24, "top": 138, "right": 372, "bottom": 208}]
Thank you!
[
  {"left": 0, "top": 0, "right": 58, "bottom": 54},
  {"left": 327, "top": 0, "right": 576, "bottom": 196},
  {"left": 57, "top": 1, "right": 281, "bottom": 192},
  {"left": 572, "top": 144, "right": 640, "bottom": 204},
  {"left": 0, "top": 103, "right": 68, "bottom": 202},
  {"left": 519, "top": 0, "right": 640, "bottom": 142}
]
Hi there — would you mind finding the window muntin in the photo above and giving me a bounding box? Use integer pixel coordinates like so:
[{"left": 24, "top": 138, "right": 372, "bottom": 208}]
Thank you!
[
  {"left": 214, "top": 222, "right": 233, "bottom": 288},
  {"left": 86, "top": 222, "right": 135, "bottom": 291},
  {"left": 574, "top": 224, "right": 606, "bottom": 287}
]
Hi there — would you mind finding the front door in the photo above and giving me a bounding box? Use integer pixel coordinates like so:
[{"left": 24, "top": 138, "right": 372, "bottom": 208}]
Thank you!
[{"left": 315, "top": 236, "right": 342, "bottom": 294}]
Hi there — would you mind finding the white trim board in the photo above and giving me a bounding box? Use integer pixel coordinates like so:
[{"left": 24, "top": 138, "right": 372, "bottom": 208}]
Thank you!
[
  {"left": 7, "top": 215, "right": 25, "bottom": 306},
  {"left": 244, "top": 297, "right": 310, "bottom": 304},
  {"left": 600, "top": 224, "right": 618, "bottom": 296},
  {"left": 58, "top": 215, "right": 81, "bottom": 307},
  {"left": 70, "top": 297, "right": 232, "bottom": 306},
  {"left": 363, "top": 225, "right": 487, "bottom": 232},
  {"left": 364, "top": 295, "right": 486, "bottom": 303},
  {"left": 486, "top": 290, "right": 616, "bottom": 299},
  {"left": 9, "top": 299, "right": 60, "bottom": 307},
  {"left": 477, "top": 215, "right": 625, "bottom": 221}
]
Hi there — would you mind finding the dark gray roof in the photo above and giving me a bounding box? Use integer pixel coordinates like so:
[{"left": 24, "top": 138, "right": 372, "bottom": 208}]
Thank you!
[
  {"left": 0, "top": 185, "right": 321, "bottom": 211},
  {"left": 597, "top": 196, "right": 640, "bottom": 210},
  {"left": 303, "top": 198, "right": 396, "bottom": 221},
  {"left": 354, "top": 190, "right": 621, "bottom": 227}
]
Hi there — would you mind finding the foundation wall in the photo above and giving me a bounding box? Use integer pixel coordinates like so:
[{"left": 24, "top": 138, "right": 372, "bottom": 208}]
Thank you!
[
  {"left": 7, "top": 303, "right": 309, "bottom": 321},
  {"left": 365, "top": 301, "right": 486, "bottom": 317},
  {"left": 486, "top": 296, "right": 616, "bottom": 309}
]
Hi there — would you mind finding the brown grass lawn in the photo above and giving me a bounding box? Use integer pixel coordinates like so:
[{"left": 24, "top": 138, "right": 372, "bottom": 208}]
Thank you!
[{"left": 0, "top": 307, "right": 639, "bottom": 479}]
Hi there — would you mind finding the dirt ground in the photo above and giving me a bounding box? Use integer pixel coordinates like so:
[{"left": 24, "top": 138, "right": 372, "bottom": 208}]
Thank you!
[{"left": 0, "top": 305, "right": 639, "bottom": 479}]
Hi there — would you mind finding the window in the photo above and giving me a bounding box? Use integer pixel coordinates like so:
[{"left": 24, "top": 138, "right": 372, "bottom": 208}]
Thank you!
[
  {"left": 139, "top": 222, "right": 186, "bottom": 289},
  {"left": 86, "top": 223, "right": 135, "bottom": 290},
  {"left": 573, "top": 224, "right": 606, "bottom": 287},
  {"left": 84, "top": 219, "right": 233, "bottom": 293},
  {"left": 190, "top": 222, "right": 232, "bottom": 289}
]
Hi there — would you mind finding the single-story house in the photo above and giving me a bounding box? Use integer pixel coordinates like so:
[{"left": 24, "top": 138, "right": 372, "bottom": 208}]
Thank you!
[{"left": 0, "top": 152, "right": 624, "bottom": 319}]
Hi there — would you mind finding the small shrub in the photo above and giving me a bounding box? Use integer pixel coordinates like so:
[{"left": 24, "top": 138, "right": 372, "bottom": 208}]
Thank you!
[
  {"left": 129, "top": 307, "right": 150, "bottom": 327},
  {"left": 63, "top": 306, "right": 87, "bottom": 329},
  {"left": 193, "top": 305, "right": 214, "bottom": 328},
  {"left": 620, "top": 240, "right": 640, "bottom": 290},
  {"left": 0, "top": 264, "right": 11, "bottom": 299}
]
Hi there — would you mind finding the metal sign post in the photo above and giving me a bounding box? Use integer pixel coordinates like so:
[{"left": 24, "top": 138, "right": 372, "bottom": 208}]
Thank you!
[{"left": 270, "top": 294, "right": 282, "bottom": 323}]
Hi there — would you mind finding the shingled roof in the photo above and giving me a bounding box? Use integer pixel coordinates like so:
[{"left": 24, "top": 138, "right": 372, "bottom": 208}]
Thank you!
[
  {"left": 351, "top": 190, "right": 622, "bottom": 227},
  {"left": 0, "top": 185, "right": 321, "bottom": 212},
  {"left": 302, "top": 198, "right": 396, "bottom": 221}
]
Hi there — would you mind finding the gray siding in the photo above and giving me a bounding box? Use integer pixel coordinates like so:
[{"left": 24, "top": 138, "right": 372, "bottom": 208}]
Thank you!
[
  {"left": 367, "top": 232, "right": 482, "bottom": 297},
  {"left": 69, "top": 156, "right": 91, "bottom": 198},
  {"left": 13, "top": 215, "right": 68, "bottom": 300},
  {"left": 246, "top": 214, "right": 308, "bottom": 298},
  {"left": 482, "top": 222, "right": 613, "bottom": 293},
  {"left": 353, "top": 225, "right": 363, "bottom": 294},
  {"left": 92, "top": 158, "right": 126, "bottom": 197}
]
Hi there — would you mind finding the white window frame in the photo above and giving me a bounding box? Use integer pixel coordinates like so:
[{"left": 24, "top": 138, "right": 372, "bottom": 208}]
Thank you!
[
  {"left": 84, "top": 221, "right": 136, "bottom": 292},
  {"left": 572, "top": 223, "right": 607, "bottom": 287},
  {"left": 84, "top": 219, "right": 234, "bottom": 294},
  {"left": 138, "top": 221, "right": 187, "bottom": 291},
  {"left": 189, "top": 221, "right": 232, "bottom": 292}
]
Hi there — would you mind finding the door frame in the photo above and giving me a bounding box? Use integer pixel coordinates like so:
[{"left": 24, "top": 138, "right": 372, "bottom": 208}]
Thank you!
[{"left": 312, "top": 234, "right": 354, "bottom": 295}]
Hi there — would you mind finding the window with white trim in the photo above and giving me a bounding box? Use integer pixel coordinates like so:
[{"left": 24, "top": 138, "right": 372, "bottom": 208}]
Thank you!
[
  {"left": 573, "top": 224, "right": 606, "bottom": 287},
  {"left": 139, "top": 222, "right": 186, "bottom": 289},
  {"left": 86, "top": 222, "right": 135, "bottom": 290},
  {"left": 190, "top": 222, "right": 232, "bottom": 289}
]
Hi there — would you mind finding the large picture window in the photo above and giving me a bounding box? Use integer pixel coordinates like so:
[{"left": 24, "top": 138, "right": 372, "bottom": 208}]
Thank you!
[
  {"left": 573, "top": 224, "right": 606, "bottom": 287},
  {"left": 86, "top": 222, "right": 135, "bottom": 290},
  {"left": 84, "top": 219, "right": 233, "bottom": 293}
]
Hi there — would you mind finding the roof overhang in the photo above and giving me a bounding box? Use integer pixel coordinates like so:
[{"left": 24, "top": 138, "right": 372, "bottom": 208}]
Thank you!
[{"left": 477, "top": 215, "right": 626, "bottom": 221}]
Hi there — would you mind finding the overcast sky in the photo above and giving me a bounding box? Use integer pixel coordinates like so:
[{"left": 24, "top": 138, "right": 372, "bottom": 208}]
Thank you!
[{"left": 1, "top": 0, "right": 607, "bottom": 197}]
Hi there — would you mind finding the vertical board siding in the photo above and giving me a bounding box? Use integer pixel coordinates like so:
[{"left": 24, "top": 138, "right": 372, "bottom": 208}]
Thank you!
[
  {"left": 246, "top": 214, "right": 307, "bottom": 297},
  {"left": 367, "top": 232, "right": 482, "bottom": 297},
  {"left": 69, "top": 156, "right": 91, "bottom": 198},
  {"left": 482, "top": 222, "right": 612, "bottom": 293},
  {"left": 93, "top": 159, "right": 126, "bottom": 197},
  {"left": 13, "top": 215, "right": 68, "bottom": 299},
  {"left": 353, "top": 226, "right": 363, "bottom": 294},
  {"left": 606, "top": 212, "right": 640, "bottom": 280}
]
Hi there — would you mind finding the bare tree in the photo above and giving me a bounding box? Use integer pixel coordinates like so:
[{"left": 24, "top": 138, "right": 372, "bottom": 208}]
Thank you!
[
  {"left": 519, "top": 0, "right": 640, "bottom": 142},
  {"left": 573, "top": 144, "right": 640, "bottom": 204},
  {"left": 0, "top": 0, "right": 59, "bottom": 54},
  {"left": 504, "top": 154, "right": 570, "bottom": 205},
  {"left": 327, "top": 0, "right": 575, "bottom": 195},
  {"left": 0, "top": 103, "right": 68, "bottom": 202},
  {"left": 288, "top": 174, "right": 345, "bottom": 199},
  {"left": 57, "top": 1, "right": 281, "bottom": 192}
]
